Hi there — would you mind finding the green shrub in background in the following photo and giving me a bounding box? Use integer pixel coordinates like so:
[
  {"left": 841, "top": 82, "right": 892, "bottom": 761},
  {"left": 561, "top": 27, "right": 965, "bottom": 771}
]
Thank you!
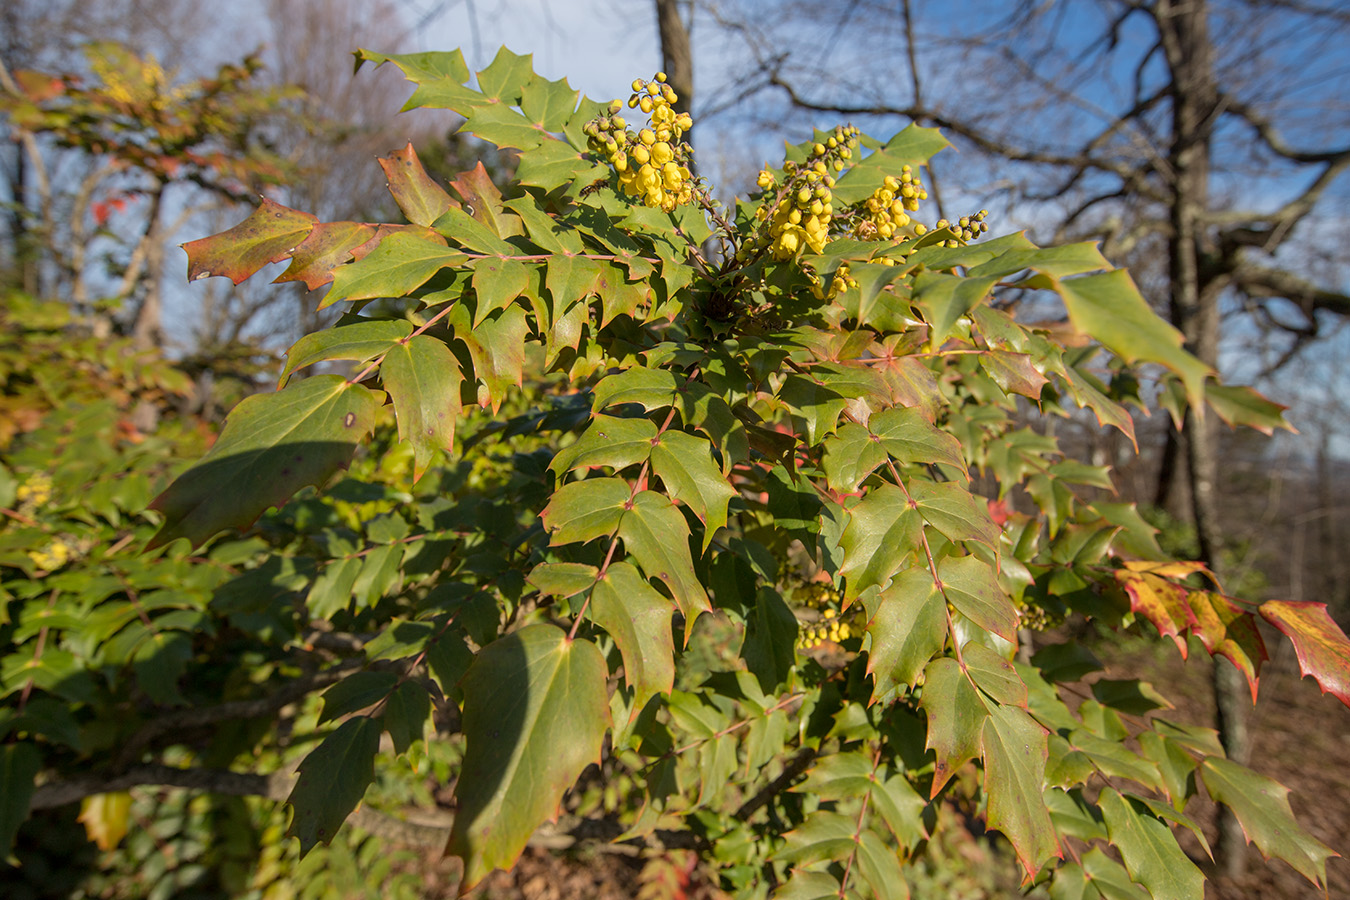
[{"left": 5, "top": 46, "right": 1350, "bottom": 900}]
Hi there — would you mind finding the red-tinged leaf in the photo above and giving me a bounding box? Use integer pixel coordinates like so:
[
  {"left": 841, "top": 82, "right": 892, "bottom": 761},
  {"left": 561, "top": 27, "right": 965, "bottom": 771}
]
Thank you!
[
  {"left": 322, "top": 229, "right": 461, "bottom": 308},
  {"left": 378, "top": 142, "right": 457, "bottom": 226},
  {"left": 382, "top": 335, "right": 462, "bottom": 479},
  {"left": 1199, "top": 757, "right": 1339, "bottom": 886},
  {"left": 449, "top": 161, "right": 522, "bottom": 238},
  {"left": 1115, "top": 570, "right": 1196, "bottom": 657},
  {"left": 1260, "top": 600, "right": 1350, "bottom": 707},
  {"left": 286, "top": 717, "right": 382, "bottom": 855},
  {"left": 13, "top": 69, "right": 65, "bottom": 102},
  {"left": 183, "top": 198, "right": 317, "bottom": 285},
  {"left": 922, "top": 656, "right": 989, "bottom": 796},
  {"left": 148, "top": 375, "right": 380, "bottom": 548},
  {"left": 446, "top": 625, "right": 609, "bottom": 889},
  {"left": 1205, "top": 383, "right": 1294, "bottom": 436},
  {"left": 589, "top": 561, "right": 676, "bottom": 711},
  {"left": 982, "top": 704, "right": 1060, "bottom": 877},
  {"left": 274, "top": 221, "right": 377, "bottom": 290},
  {"left": 981, "top": 350, "right": 1049, "bottom": 400}
]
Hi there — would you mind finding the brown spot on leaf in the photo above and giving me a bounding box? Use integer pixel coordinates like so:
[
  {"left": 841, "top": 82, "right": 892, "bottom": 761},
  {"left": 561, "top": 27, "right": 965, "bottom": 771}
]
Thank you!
[{"left": 343, "top": 412, "right": 356, "bottom": 427}]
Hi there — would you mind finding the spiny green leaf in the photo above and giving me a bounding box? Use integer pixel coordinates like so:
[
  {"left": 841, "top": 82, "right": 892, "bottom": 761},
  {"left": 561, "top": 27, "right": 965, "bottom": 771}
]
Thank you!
[
  {"left": 527, "top": 562, "right": 599, "bottom": 601},
  {"left": 446, "top": 625, "right": 609, "bottom": 889},
  {"left": 457, "top": 303, "right": 528, "bottom": 412},
  {"left": 381, "top": 335, "right": 462, "bottom": 479},
  {"left": 911, "top": 270, "right": 1000, "bottom": 349},
  {"left": 590, "top": 561, "right": 675, "bottom": 711},
  {"left": 618, "top": 491, "right": 711, "bottom": 629},
  {"left": 183, "top": 198, "right": 316, "bottom": 285},
  {"left": 830, "top": 123, "right": 949, "bottom": 205},
  {"left": 149, "top": 376, "right": 380, "bottom": 548},
  {"left": 796, "top": 752, "right": 927, "bottom": 849},
  {"left": 1204, "top": 382, "right": 1293, "bottom": 435},
  {"left": 1056, "top": 268, "right": 1212, "bottom": 412},
  {"left": 962, "top": 641, "right": 1026, "bottom": 707},
  {"left": 516, "top": 137, "right": 608, "bottom": 192},
  {"left": 540, "top": 477, "right": 630, "bottom": 546},
  {"left": 378, "top": 142, "right": 457, "bottom": 226},
  {"left": 982, "top": 704, "right": 1059, "bottom": 876},
  {"left": 940, "top": 554, "right": 1019, "bottom": 643},
  {"left": 650, "top": 429, "right": 738, "bottom": 547},
  {"left": 1099, "top": 788, "right": 1204, "bottom": 900},
  {"left": 838, "top": 484, "right": 922, "bottom": 604},
  {"left": 384, "top": 681, "right": 431, "bottom": 756},
  {"left": 323, "top": 229, "right": 463, "bottom": 308},
  {"left": 1199, "top": 757, "right": 1338, "bottom": 886},
  {"left": 922, "top": 656, "right": 988, "bottom": 796},
  {"left": 742, "top": 588, "right": 798, "bottom": 693},
  {"left": 319, "top": 671, "right": 398, "bottom": 723},
  {"left": 470, "top": 257, "right": 531, "bottom": 326},
  {"left": 864, "top": 568, "right": 947, "bottom": 699},
  {"left": 910, "top": 480, "right": 1001, "bottom": 549},
  {"left": 1259, "top": 600, "right": 1350, "bottom": 707},
  {"left": 550, "top": 414, "right": 656, "bottom": 477},
  {"left": 287, "top": 716, "right": 382, "bottom": 855},
  {"left": 0, "top": 742, "right": 39, "bottom": 857},
  {"left": 967, "top": 241, "right": 1110, "bottom": 280},
  {"left": 280, "top": 318, "right": 412, "bottom": 385}
]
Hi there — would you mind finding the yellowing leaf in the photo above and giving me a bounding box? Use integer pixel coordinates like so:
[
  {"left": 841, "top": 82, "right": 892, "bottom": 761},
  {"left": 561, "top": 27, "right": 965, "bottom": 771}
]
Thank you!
[{"left": 78, "top": 792, "right": 132, "bottom": 852}]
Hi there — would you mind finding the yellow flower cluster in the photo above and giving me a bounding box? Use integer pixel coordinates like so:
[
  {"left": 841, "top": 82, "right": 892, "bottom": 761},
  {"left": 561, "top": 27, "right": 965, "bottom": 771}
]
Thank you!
[
  {"left": 854, "top": 166, "right": 927, "bottom": 240},
  {"left": 809, "top": 263, "right": 858, "bottom": 301},
  {"left": 28, "top": 538, "right": 73, "bottom": 572},
  {"left": 933, "top": 210, "right": 990, "bottom": 246},
  {"left": 754, "top": 126, "right": 860, "bottom": 260},
  {"left": 586, "top": 73, "right": 695, "bottom": 212},
  {"left": 15, "top": 472, "right": 53, "bottom": 516},
  {"left": 794, "top": 581, "right": 860, "bottom": 650}
]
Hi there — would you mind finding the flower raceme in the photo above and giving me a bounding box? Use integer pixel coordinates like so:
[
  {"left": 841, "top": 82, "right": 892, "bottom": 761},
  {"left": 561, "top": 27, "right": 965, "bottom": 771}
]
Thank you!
[{"left": 584, "top": 72, "right": 695, "bottom": 212}]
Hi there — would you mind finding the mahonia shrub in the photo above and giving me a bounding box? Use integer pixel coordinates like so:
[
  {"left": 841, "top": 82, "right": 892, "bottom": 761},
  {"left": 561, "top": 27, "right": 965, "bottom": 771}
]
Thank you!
[{"left": 7, "top": 47, "right": 1350, "bottom": 899}]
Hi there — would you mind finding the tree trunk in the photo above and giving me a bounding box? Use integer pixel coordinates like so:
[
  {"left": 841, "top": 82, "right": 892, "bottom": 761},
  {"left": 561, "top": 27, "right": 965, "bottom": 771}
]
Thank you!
[
  {"left": 654, "top": 0, "right": 693, "bottom": 117},
  {"left": 1156, "top": 0, "right": 1249, "bottom": 881}
]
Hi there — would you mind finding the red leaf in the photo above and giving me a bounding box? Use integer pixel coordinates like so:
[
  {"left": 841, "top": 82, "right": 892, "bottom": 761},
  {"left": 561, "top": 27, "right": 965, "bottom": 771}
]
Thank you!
[
  {"left": 273, "top": 221, "right": 377, "bottom": 291},
  {"left": 1188, "top": 592, "right": 1266, "bottom": 701},
  {"left": 378, "top": 143, "right": 457, "bottom": 227},
  {"left": 182, "top": 198, "right": 317, "bottom": 285},
  {"left": 449, "top": 161, "right": 519, "bottom": 238},
  {"left": 1116, "top": 565, "right": 1199, "bottom": 657},
  {"left": 1260, "top": 600, "right": 1350, "bottom": 707}
]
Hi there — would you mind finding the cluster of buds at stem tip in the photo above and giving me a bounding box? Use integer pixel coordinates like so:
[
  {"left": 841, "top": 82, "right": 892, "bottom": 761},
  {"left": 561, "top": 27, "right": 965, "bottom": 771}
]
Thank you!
[
  {"left": 585, "top": 72, "right": 696, "bottom": 212},
  {"left": 748, "top": 125, "right": 861, "bottom": 261}
]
